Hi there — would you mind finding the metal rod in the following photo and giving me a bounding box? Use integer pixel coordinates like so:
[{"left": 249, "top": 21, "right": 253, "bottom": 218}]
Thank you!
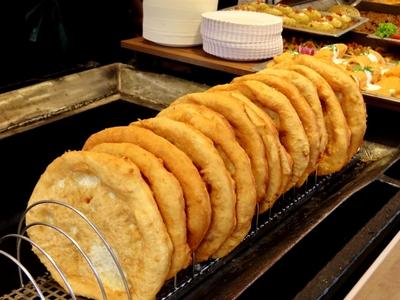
[
  {"left": 22, "top": 222, "right": 108, "bottom": 300},
  {"left": 0, "top": 234, "right": 76, "bottom": 300},
  {"left": 0, "top": 250, "right": 45, "bottom": 299},
  {"left": 255, "top": 203, "right": 260, "bottom": 229},
  {"left": 19, "top": 200, "right": 131, "bottom": 300}
]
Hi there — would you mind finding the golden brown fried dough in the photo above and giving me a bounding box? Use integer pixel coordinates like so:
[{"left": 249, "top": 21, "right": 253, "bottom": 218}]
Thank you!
[
  {"left": 226, "top": 91, "right": 289, "bottom": 210},
  {"left": 83, "top": 126, "right": 211, "bottom": 251},
  {"left": 133, "top": 118, "right": 236, "bottom": 262},
  {"left": 90, "top": 142, "right": 191, "bottom": 278},
  {"left": 173, "top": 92, "right": 268, "bottom": 203},
  {"left": 259, "top": 68, "right": 328, "bottom": 160},
  {"left": 260, "top": 67, "right": 349, "bottom": 175},
  {"left": 158, "top": 103, "right": 257, "bottom": 257},
  {"left": 204, "top": 87, "right": 285, "bottom": 211},
  {"left": 27, "top": 151, "right": 172, "bottom": 300},
  {"left": 294, "top": 54, "right": 366, "bottom": 160},
  {"left": 232, "top": 72, "right": 320, "bottom": 186},
  {"left": 210, "top": 81, "right": 310, "bottom": 190}
]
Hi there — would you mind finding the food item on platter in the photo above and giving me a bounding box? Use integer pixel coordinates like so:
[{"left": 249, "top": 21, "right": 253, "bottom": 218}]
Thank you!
[
  {"left": 158, "top": 103, "right": 257, "bottom": 257},
  {"left": 234, "top": 1, "right": 356, "bottom": 33},
  {"left": 83, "top": 126, "right": 211, "bottom": 251},
  {"left": 373, "top": 76, "right": 400, "bottom": 97},
  {"left": 27, "top": 151, "right": 172, "bottom": 300},
  {"left": 328, "top": 5, "right": 361, "bottom": 18},
  {"left": 375, "top": 22, "right": 398, "bottom": 38},
  {"left": 314, "top": 43, "right": 348, "bottom": 62},
  {"left": 26, "top": 51, "right": 368, "bottom": 299},
  {"left": 210, "top": 81, "right": 310, "bottom": 190},
  {"left": 204, "top": 88, "right": 287, "bottom": 210},
  {"left": 173, "top": 91, "right": 269, "bottom": 203},
  {"left": 133, "top": 118, "right": 236, "bottom": 262},
  {"left": 278, "top": 42, "right": 400, "bottom": 99},
  {"left": 354, "top": 11, "right": 400, "bottom": 35},
  {"left": 232, "top": 73, "right": 322, "bottom": 186},
  {"left": 89, "top": 142, "right": 191, "bottom": 278}
]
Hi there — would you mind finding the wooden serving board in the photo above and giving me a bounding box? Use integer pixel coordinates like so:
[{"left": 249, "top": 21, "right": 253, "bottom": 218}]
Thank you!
[{"left": 121, "top": 37, "right": 268, "bottom": 76}]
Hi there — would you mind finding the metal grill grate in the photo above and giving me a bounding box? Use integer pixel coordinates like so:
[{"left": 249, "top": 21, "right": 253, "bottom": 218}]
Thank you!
[{"left": 0, "top": 274, "right": 79, "bottom": 300}]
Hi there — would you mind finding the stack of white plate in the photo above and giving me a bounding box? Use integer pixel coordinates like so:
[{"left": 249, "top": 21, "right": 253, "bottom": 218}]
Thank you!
[
  {"left": 201, "top": 10, "right": 283, "bottom": 61},
  {"left": 143, "top": 0, "right": 218, "bottom": 47}
]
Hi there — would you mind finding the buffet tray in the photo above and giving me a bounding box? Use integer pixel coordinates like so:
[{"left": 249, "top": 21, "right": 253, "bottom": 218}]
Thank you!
[
  {"left": 366, "top": 34, "right": 400, "bottom": 45},
  {"left": 283, "top": 16, "right": 369, "bottom": 37},
  {"left": 357, "top": 1, "right": 400, "bottom": 13}
]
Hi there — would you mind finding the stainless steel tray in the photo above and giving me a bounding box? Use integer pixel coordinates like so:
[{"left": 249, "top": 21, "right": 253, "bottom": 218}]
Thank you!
[
  {"left": 366, "top": 33, "right": 400, "bottom": 45},
  {"left": 357, "top": 1, "right": 400, "bottom": 13},
  {"left": 283, "top": 16, "right": 369, "bottom": 37}
]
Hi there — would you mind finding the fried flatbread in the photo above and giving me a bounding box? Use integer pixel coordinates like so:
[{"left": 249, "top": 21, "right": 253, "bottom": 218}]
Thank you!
[
  {"left": 232, "top": 73, "right": 320, "bottom": 186},
  {"left": 27, "top": 150, "right": 172, "bottom": 300},
  {"left": 90, "top": 142, "right": 191, "bottom": 278},
  {"left": 294, "top": 54, "right": 366, "bottom": 160},
  {"left": 173, "top": 92, "right": 268, "bottom": 203},
  {"left": 133, "top": 118, "right": 236, "bottom": 262},
  {"left": 158, "top": 103, "right": 257, "bottom": 257},
  {"left": 261, "top": 67, "right": 350, "bottom": 175},
  {"left": 259, "top": 67, "right": 328, "bottom": 159},
  {"left": 83, "top": 126, "right": 211, "bottom": 251},
  {"left": 210, "top": 81, "right": 310, "bottom": 190},
  {"left": 204, "top": 88, "right": 286, "bottom": 211}
]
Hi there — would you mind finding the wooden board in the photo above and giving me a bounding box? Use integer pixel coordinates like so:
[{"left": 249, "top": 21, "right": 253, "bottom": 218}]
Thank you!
[{"left": 121, "top": 37, "right": 267, "bottom": 76}]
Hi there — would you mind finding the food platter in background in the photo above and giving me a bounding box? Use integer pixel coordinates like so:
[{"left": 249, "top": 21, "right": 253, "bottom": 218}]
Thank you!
[
  {"left": 231, "top": 2, "right": 369, "bottom": 37},
  {"left": 264, "top": 43, "right": 400, "bottom": 110}
]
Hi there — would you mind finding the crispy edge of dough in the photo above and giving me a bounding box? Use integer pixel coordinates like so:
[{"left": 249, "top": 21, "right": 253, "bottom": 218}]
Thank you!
[
  {"left": 27, "top": 150, "right": 172, "bottom": 300},
  {"left": 205, "top": 86, "right": 284, "bottom": 212},
  {"left": 278, "top": 64, "right": 328, "bottom": 157},
  {"left": 261, "top": 67, "right": 350, "bottom": 175},
  {"left": 83, "top": 126, "right": 211, "bottom": 251},
  {"left": 90, "top": 142, "right": 191, "bottom": 278},
  {"left": 210, "top": 81, "right": 310, "bottom": 189},
  {"left": 294, "top": 54, "right": 367, "bottom": 160},
  {"left": 233, "top": 72, "right": 320, "bottom": 186},
  {"left": 173, "top": 92, "right": 268, "bottom": 202},
  {"left": 134, "top": 117, "right": 236, "bottom": 262},
  {"left": 158, "top": 103, "right": 257, "bottom": 257}
]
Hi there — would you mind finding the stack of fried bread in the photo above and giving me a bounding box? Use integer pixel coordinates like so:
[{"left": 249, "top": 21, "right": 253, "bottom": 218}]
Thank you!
[{"left": 26, "top": 54, "right": 366, "bottom": 300}]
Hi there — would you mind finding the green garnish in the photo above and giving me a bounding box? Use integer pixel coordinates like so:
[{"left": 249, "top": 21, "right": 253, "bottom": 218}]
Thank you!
[
  {"left": 352, "top": 65, "right": 373, "bottom": 73},
  {"left": 364, "top": 66, "right": 373, "bottom": 73},
  {"left": 375, "top": 22, "right": 398, "bottom": 38},
  {"left": 352, "top": 64, "right": 364, "bottom": 72}
]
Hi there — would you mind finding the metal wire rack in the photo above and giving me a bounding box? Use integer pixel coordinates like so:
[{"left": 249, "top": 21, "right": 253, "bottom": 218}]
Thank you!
[{"left": 0, "top": 159, "right": 364, "bottom": 300}]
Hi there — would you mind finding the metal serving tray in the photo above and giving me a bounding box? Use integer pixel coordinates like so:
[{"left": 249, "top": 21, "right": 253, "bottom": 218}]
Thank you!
[
  {"left": 283, "top": 16, "right": 369, "bottom": 37},
  {"left": 357, "top": 1, "right": 400, "bottom": 13}
]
